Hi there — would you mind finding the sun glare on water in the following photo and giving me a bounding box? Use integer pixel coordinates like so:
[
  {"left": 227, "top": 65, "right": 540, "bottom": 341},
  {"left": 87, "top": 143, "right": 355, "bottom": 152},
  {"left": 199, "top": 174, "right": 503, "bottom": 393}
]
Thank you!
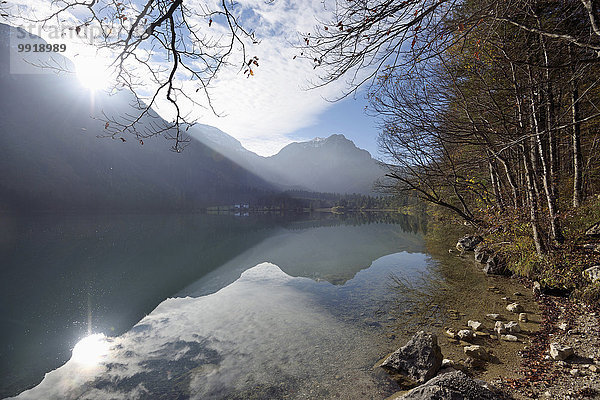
[
  {"left": 75, "top": 58, "right": 111, "bottom": 91},
  {"left": 71, "top": 333, "right": 110, "bottom": 366}
]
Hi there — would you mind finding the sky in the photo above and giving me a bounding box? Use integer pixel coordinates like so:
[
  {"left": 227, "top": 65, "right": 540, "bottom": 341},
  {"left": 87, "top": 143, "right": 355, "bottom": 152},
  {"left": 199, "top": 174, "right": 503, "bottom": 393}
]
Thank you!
[{"left": 6, "top": 0, "right": 383, "bottom": 158}]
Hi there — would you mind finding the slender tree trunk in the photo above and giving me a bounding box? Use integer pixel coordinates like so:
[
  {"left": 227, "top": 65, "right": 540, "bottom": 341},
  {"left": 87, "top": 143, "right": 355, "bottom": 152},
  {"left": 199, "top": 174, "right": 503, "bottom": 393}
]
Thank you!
[
  {"left": 496, "top": 154, "right": 519, "bottom": 208},
  {"left": 570, "top": 47, "right": 583, "bottom": 207},
  {"left": 522, "top": 143, "right": 546, "bottom": 256},
  {"left": 489, "top": 158, "right": 504, "bottom": 210},
  {"left": 529, "top": 67, "right": 564, "bottom": 244},
  {"left": 540, "top": 36, "right": 561, "bottom": 205}
]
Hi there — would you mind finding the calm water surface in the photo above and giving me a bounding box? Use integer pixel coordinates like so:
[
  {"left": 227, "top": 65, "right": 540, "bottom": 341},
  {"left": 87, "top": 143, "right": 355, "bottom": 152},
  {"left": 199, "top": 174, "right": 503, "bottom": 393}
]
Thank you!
[{"left": 1, "top": 212, "right": 431, "bottom": 399}]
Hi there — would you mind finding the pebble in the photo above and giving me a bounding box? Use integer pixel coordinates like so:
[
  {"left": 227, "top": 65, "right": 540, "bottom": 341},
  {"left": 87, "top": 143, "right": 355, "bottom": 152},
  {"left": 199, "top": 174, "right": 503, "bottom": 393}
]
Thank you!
[
  {"left": 558, "top": 322, "right": 568, "bottom": 331},
  {"left": 486, "top": 313, "right": 502, "bottom": 321},
  {"left": 457, "top": 329, "right": 475, "bottom": 342},
  {"left": 505, "top": 321, "right": 521, "bottom": 334},
  {"left": 590, "top": 365, "right": 599, "bottom": 373},
  {"left": 513, "top": 291, "right": 523, "bottom": 296},
  {"left": 467, "top": 320, "right": 483, "bottom": 331},
  {"left": 445, "top": 328, "right": 457, "bottom": 339},
  {"left": 501, "top": 334, "right": 519, "bottom": 342},
  {"left": 507, "top": 303, "right": 524, "bottom": 313},
  {"left": 519, "top": 313, "right": 528, "bottom": 322},
  {"left": 495, "top": 321, "right": 506, "bottom": 335},
  {"left": 441, "top": 358, "right": 454, "bottom": 368},
  {"left": 569, "top": 368, "right": 580, "bottom": 376}
]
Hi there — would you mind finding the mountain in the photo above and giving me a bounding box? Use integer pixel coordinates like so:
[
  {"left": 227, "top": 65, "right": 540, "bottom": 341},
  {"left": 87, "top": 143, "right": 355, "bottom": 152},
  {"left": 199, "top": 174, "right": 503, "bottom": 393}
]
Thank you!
[
  {"left": 190, "top": 126, "right": 384, "bottom": 194},
  {"left": 0, "top": 23, "right": 383, "bottom": 213},
  {"left": 0, "top": 24, "right": 276, "bottom": 212},
  {"left": 265, "top": 135, "right": 383, "bottom": 194}
]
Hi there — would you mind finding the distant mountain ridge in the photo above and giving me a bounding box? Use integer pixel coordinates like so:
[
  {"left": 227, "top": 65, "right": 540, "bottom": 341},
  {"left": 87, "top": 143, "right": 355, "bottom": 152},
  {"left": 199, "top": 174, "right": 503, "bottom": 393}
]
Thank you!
[
  {"left": 0, "top": 23, "right": 384, "bottom": 212},
  {"left": 190, "top": 127, "right": 384, "bottom": 194}
]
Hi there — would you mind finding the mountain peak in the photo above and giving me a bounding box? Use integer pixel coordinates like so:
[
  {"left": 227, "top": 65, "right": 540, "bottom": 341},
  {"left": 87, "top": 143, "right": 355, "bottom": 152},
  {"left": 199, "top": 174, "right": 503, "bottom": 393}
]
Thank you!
[{"left": 309, "top": 134, "right": 347, "bottom": 144}]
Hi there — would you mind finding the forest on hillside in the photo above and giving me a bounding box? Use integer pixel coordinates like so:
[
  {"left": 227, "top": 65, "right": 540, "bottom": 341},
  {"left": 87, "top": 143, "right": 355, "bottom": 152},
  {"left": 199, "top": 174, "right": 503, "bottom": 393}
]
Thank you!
[{"left": 308, "top": 0, "right": 600, "bottom": 257}]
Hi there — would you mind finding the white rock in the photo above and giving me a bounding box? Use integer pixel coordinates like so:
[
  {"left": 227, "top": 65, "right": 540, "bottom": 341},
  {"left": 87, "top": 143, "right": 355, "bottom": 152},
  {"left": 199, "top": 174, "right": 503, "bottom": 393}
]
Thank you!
[
  {"left": 486, "top": 313, "right": 502, "bottom": 321},
  {"left": 501, "top": 334, "right": 519, "bottom": 342},
  {"left": 494, "top": 321, "right": 506, "bottom": 335},
  {"left": 444, "top": 328, "right": 457, "bottom": 339},
  {"left": 467, "top": 320, "right": 483, "bottom": 331},
  {"left": 558, "top": 322, "right": 568, "bottom": 331},
  {"left": 441, "top": 358, "right": 454, "bottom": 368},
  {"left": 519, "top": 313, "right": 528, "bottom": 322},
  {"left": 583, "top": 266, "right": 600, "bottom": 283},
  {"left": 506, "top": 303, "right": 524, "bottom": 313}
]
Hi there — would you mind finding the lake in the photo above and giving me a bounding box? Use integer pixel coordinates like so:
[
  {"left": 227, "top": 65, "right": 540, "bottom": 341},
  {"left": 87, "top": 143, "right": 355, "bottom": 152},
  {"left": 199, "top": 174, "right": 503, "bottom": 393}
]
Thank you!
[{"left": 1, "top": 212, "right": 434, "bottom": 399}]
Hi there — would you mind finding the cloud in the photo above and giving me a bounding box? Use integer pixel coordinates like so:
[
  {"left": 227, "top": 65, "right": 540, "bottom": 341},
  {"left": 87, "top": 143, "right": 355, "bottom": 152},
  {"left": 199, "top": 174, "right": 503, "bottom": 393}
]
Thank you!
[{"left": 9, "top": 0, "right": 356, "bottom": 156}]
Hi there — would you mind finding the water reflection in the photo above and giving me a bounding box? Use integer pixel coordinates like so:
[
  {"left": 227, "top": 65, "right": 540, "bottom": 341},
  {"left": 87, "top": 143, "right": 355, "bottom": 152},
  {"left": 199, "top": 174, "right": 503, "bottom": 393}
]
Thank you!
[
  {"left": 0, "top": 212, "right": 424, "bottom": 398},
  {"left": 15, "top": 258, "right": 431, "bottom": 400}
]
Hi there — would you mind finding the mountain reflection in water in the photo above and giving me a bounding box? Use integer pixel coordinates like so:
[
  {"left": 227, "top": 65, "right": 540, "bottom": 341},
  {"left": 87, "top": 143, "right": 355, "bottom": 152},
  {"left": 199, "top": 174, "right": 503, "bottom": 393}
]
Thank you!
[{"left": 1, "top": 212, "right": 426, "bottom": 398}]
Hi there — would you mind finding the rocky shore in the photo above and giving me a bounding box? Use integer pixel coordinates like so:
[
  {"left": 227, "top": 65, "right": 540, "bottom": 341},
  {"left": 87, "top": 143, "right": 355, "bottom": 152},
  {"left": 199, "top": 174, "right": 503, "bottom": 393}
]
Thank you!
[{"left": 376, "top": 234, "right": 600, "bottom": 399}]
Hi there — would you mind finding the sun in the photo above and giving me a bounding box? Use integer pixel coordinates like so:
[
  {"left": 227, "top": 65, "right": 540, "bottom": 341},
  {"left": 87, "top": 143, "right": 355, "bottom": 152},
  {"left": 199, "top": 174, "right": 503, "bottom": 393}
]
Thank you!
[
  {"left": 75, "top": 58, "right": 111, "bottom": 91},
  {"left": 71, "top": 333, "right": 110, "bottom": 366}
]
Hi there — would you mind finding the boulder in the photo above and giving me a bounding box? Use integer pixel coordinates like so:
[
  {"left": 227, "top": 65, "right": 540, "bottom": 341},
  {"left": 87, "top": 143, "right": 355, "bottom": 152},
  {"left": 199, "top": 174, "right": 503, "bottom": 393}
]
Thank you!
[
  {"left": 464, "top": 345, "right": 489, "bottom": 361},
  {"left": 505, "top": 321, "right": 521, "bottom": 334},
  {"left": 549, "top": 343, "right": 574, "bottom": 361},
  {"left": 585, "top": 222, "right": 600, "bottom": 237},
  {"left": 456, "top": 235, "right": 484, "bottom": 252},
  {"left": 506, "top": 303, "right": 524, "bottom": 313},
  {"left": 483, "top": 254, "right": 509, "bottom": 276},
  {"left": 583, "top": 266, "right": 600, "bottom": 283},
  {"left": 398, "top": 370, "right": 503, "bottom": 400},
  {"left": 380, "top": 331, "right": 443, "bottom": 385},
  {"left": 532, "top": 281, "right": 541, "bottom": 295}
]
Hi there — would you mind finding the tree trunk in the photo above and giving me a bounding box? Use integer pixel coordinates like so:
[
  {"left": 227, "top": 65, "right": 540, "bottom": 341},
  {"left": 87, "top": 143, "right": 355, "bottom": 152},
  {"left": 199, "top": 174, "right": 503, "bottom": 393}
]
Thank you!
[
  {"left": 496, "top": 154, "right": 519, "bottom": 208},
  {"left": 522, "top": 143, "right": 546, "bottom": 256},
  {"left": 489, "top": 158, "right": 504, "bottom": 210},
  {"left": 571, "top": 47, "right": 583, "bottom": 207},
  {"left": 529, "top": 67, "right": 564, "bottom": 244}
]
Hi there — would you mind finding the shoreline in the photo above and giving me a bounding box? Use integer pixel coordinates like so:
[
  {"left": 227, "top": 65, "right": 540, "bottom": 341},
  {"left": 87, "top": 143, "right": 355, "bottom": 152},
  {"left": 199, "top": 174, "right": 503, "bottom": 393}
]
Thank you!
[{"left": 379, "top": 234, "right": 600, "bottom": 399}]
